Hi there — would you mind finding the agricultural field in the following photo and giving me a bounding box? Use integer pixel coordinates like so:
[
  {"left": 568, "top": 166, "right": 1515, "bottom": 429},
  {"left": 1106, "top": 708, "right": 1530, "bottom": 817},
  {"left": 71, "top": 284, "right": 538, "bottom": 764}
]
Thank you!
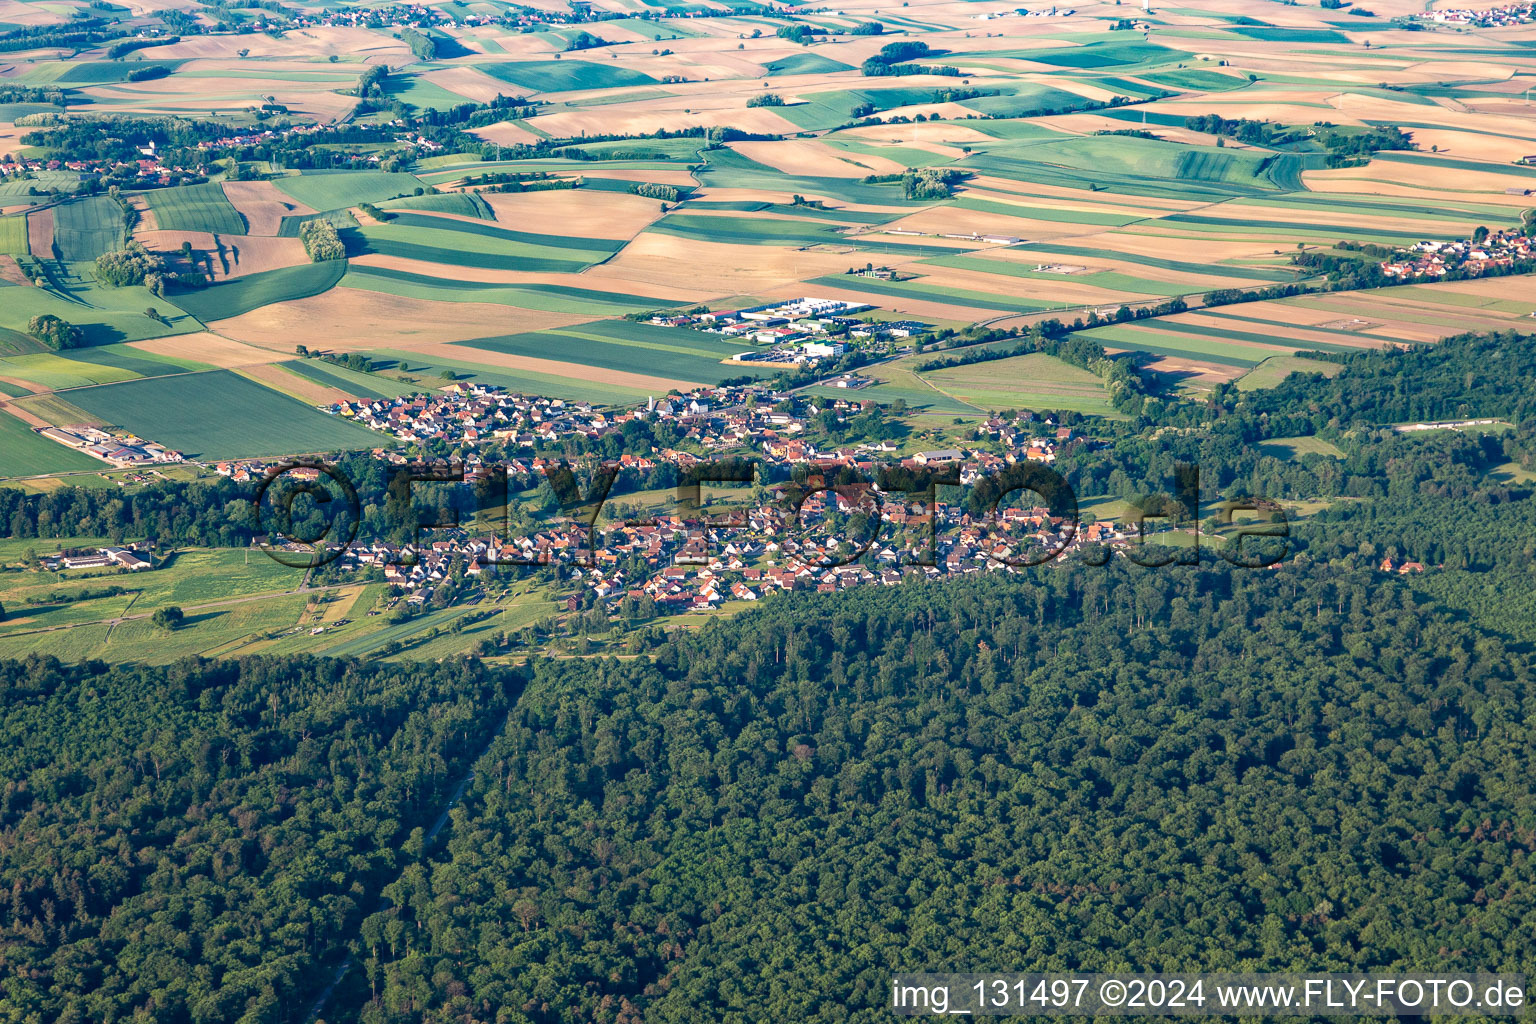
[
  {"left": 272, "top": 172, "right": 429, "bottom": 212},
  {"left": 919, "top": 352, "right": 1120, "bottom": 417},
  {"left": 50, "top": 196, "right": 125, "bottom": 262},
  {"left": 0, "top": 410, "right": 102, "bottom": 477},
  {"left": 62, "top": 370, "right": 386, "bottom": 460},
  {"left": 143, "top": 182, "right": 247, "bottom": 235},
  {"left": 452, "top": 319, "right": 779, "bottom": 387},
  {"left": 0, "top": 0, "right": 1528, "bottom": 527},
  {"left": 0, "top": 215, "right": 27, "bottom": 257}
]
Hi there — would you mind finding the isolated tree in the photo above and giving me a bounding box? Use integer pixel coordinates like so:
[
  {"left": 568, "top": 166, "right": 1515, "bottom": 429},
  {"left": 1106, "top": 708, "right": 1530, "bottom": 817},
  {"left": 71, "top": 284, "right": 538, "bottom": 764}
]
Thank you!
[{"left": 151, "top": 606, "right": 184, "bottom": 631}]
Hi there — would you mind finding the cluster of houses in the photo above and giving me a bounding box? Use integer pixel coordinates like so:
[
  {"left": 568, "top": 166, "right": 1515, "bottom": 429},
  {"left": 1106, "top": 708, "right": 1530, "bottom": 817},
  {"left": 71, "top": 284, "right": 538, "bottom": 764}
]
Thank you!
[
  {"left": 295, "top": 395, "right": 1106, "bottom": 611},
  {"left": 0, "top": 150, "right": 196, "bottom": 191},
  {"left": 323, "top": 384, "right": 639, "bottom": 447},
  {"left": 195, "top": 121, "right": 447, "bottom": 161},
  {"left": 333, "top": 447, "right": 1140, "bottom": 613},
  {"left": 1427, "top": 3, "right": 1534, "bottom": 26},
  {"left": 34, "top": 425, "right": 183, "bottom": 467},
  {"left": 1379, "top": 231, "right": 1535, "bottom": 279},
  {"left": 647, "top": 297, "right": 931, "bottom": 361},
  {"left": 43, "top": 547, "right": 153, "bottom": 573},
  {"left": 1379, "top": 557, "right": 1428, "bottom": 574},
  {"left": 322, "top": 380, "right": 838, "bottom": 449}
]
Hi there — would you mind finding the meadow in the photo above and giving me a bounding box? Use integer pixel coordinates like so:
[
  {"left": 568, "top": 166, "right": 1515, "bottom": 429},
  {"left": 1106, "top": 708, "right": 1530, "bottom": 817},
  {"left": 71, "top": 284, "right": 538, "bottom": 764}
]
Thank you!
[{"left": 0, "top": 263, "right": 202, "bottom": 346}]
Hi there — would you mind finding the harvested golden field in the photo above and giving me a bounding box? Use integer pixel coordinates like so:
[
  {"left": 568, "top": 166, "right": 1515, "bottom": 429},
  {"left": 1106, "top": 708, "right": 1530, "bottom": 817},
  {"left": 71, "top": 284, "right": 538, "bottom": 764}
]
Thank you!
[
  {"left": 138, "top": 231, "right": 309, "bottom": 280},
  {"left": 209, "top": 290, "right": 592, "bottom": 351},
  {"left": 25, "top": 207, "right": 51, "bottom": 257},
  {"left": 731, "top": 140, "right": 907, "bottom": 178},
  {"left": 236, "top": 362, "right": 352, "bottom": 405},
  {"left": 141, "top": 27, "right": 411, "bottom": 61},
  {"left": 478, "top": 189, "right": 667, "bottom": 239},
  {"left": 599, "top": 233, "right": 887, "bottom": 295},
  {"left": 222, "top": 180, "right": 314, "bottom": 236},
  {"left": 524, "top": 104, "right": 800, "bottom": 139},
  {"left": 469, "top": 121, "right": 544, "bottom": 147},
  {"left": 842, "top": 123, "right": 998, "bottom": 146},
  {"left": 130, "top": 332, "right": 280, "bottom": 369}
]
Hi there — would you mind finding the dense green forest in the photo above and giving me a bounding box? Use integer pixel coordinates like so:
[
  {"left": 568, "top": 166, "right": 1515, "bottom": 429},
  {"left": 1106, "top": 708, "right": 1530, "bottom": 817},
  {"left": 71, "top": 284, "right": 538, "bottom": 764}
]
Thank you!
[
  {"left": 2, "top": 552, "right": 1536, "bottom": 1021},
  {"left": 301, "top": 564, "right": 1532, "bottom": 1024},
  {"left": 0, "top": 656, "right": 522, "bottom": 1023}
]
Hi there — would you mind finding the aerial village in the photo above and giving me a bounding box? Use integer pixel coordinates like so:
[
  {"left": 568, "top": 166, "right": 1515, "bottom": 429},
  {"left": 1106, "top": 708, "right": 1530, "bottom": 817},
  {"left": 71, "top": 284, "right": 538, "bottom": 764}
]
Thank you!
[
  {"left": 287, "top": 378, "right": 1144, "bottom": 614},
  {"left": 1427, "top": 2, "right": 1536, "bottom": 26},
  {"left": 1380, "top": 229, "right": 1536, "bottom": 280}
]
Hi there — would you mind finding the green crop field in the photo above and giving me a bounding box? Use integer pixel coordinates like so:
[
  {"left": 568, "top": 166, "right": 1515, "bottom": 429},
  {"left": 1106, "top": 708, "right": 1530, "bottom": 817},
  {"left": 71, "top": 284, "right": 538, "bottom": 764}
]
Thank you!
[
  {"left": 1236, "top": 355, "right": 1346, "bottom": 391},
  {"left": 0, "top": 351, "right": 142, "bottom": 391},
  {"left": 143, "top": 182, "right": 246, "bottom": 235},
  {"left": 348, "top": 214, "right": 624, "bottom": 273},
  {"left": 1081, "top": 325, "right": 1267, "bottom": 368},
  {"left": 980, "top": 40, "right": 1181, "bottom": 67},
  {"left": 0, "top": 215, "right": 27, "bottom": 256},
  {"left": 369, "top": 349, "right": 651, "bottom": 406},
  {"left": 376, "top": 192, "right": 494, "bottom": 219},
  {"left": 777, "top": 86, "right": 949, "bottom": 130},
  {"left": 282, "top": 359, "right": 421, "bottom": 400},
  {"left": 386, "top": 212, "right": 622, "bottom": 251},
  {"left": 920, "top": 352, "right": 1119, "bottom": 416},
  {"left": 341, "top": 265, "right": 674, "bottom": 315},
  {"left": 956, "top": 85, "right": 1103, "bottom": 119},
  {"left": 273, "top": 172, "right": 429, "bottom": 212},
  {"left": 646, "top": 214, "right": 960, "bottom": 255},
  {"left": 761, "top": 53, "right": 853, "bottom": 75},
  {"left": 454, "top": 320, "right": 777, "bottom": 384},
  {"left": 1229, "top": 25, "right": 1351, "bottom": 43},
  {"left": 0, "top": 411, "right": 102, "bottom": 477},
  {"left": 476, "top": 60, "right": 659, "bottom": 93},
  {"left": 52, "top": 196, "right": 125, "bottom": 262},
  {"left": 562, "top": 137, "right": 703, "bottom": 160},
  {"left": 171, "top": 260, "right": 348, "bottom": 322},
  {"left": 919, "top": 255, "right": 1189, "bottom": 297},
  {"left": 53, "top": 61, "right": 183, "bottom": 84},
  {"left": 1013, "top": 243, "right": 1300, "bottom": 282},
  {"left": 275, "top": 209, "right": 359, "bottom": 238},
  {"left": 62, "top": 370, "right": 386, "bottom": 460},
  {"left": 72, "top": 343, "right": 209, "bottom": 378},
  {"left": 382, "top": 75, "right": 482, "bottom": 112}
]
